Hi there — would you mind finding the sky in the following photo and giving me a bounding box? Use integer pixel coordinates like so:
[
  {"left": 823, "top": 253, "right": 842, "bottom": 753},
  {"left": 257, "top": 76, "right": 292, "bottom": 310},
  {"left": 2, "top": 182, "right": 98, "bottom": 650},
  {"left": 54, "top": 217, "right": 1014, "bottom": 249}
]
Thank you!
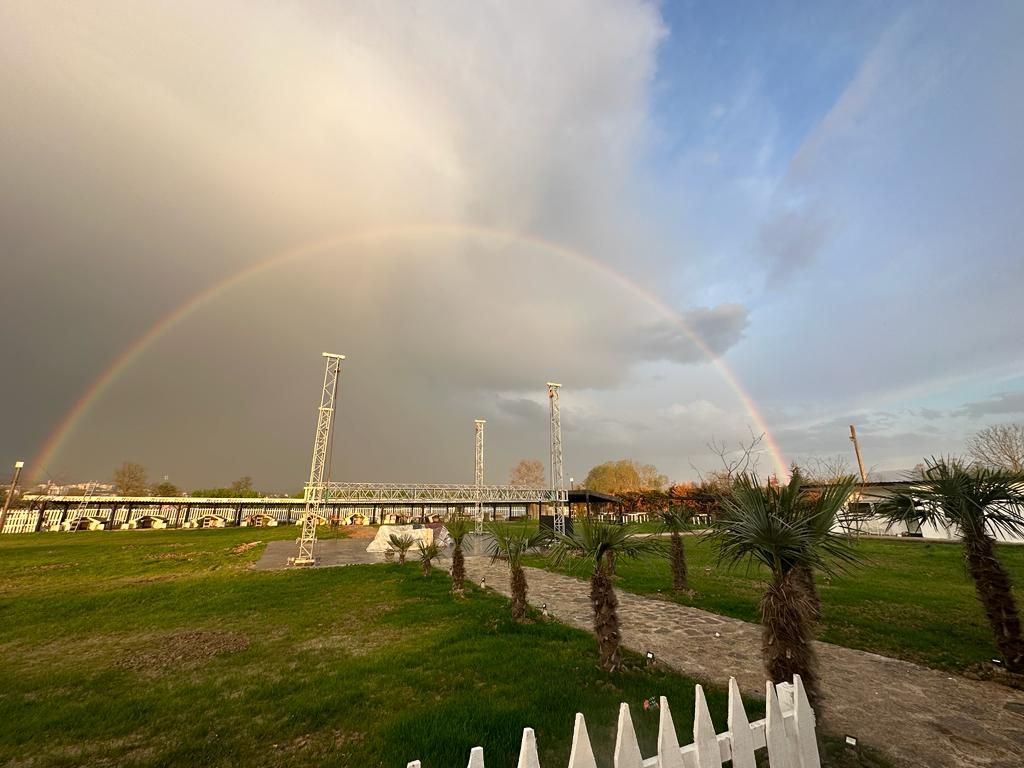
[{"left": 1, "top": 0, "right": 1022, "bottom": 492}]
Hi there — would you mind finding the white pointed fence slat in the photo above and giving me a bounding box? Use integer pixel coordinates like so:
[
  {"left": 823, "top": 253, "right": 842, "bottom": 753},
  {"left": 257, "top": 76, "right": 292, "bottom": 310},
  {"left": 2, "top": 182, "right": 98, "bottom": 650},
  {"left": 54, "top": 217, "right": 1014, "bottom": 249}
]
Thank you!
[
  {"left": 407, "top": 676, "right": 820, "bottom": 768},
  {"left": 615, "top": 703, "right": 645, "bottom": 768},
  {"left": 568, "top": 713, "right": 598, "bottom": 768}
]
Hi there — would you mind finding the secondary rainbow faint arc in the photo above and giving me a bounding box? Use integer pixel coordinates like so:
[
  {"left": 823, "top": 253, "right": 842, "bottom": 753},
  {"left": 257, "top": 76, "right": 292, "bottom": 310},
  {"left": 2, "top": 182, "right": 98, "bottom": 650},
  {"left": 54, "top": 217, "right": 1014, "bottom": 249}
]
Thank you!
[{"left": 30, "top": 225, "right": 788, "bottom": 483}]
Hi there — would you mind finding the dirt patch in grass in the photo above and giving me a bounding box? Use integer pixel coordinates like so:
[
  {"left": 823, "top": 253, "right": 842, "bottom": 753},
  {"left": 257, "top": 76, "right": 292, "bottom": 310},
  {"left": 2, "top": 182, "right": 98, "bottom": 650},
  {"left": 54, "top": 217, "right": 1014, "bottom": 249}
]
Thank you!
[
  {"left": 25, "top": 562, "right": 79, "bottom": 572},
  {"left": 142, "top": 552, "right": 197, "bottom": 562},
  {"left": 296, "top": 623, "right": 414, "bottom": 656},
  {"left": 115, "top": 631, "right": 250, "bottom": 674},
  {"left": 230, "top": 541, "right": 263, "bottom": 555}
]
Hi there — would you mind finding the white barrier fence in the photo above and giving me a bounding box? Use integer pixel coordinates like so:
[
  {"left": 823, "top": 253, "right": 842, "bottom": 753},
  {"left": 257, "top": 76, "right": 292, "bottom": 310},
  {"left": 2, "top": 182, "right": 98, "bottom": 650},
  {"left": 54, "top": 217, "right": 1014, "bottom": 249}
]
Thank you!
[{"left": 408, "top": 676, "right": 819, "bottom": 768}]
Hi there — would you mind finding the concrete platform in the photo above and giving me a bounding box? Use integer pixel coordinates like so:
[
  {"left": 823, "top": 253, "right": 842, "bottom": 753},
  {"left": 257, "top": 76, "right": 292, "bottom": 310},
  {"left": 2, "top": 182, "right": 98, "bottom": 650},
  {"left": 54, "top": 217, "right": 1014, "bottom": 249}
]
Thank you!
[{"left": 252, "top": 537, "right": 389, "bottom": 570}]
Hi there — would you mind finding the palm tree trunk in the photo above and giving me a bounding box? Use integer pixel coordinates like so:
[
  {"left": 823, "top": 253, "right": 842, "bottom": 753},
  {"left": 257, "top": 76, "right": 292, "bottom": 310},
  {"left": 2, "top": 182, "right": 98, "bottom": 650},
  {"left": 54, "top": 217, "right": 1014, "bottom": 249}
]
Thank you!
[
  {"left": 590, "top": 563, "right": 622, "bottom": 671},
  {"left": 761, "top": 569, "right": 820, "bottom": 706},
  {"left": 965, "top": 533, "right": 1024, "bottom": 672},
  {"left": 451, "top": 544, "right": 465, "bottom": 592},
  {"left": 398, "top": 550, "right": 407, "bottom": 565},
  {"left": 422, "top": 560, "right": 432, "bottom": 577},
  {"left": 670, "top": 531, "right": 688, "bottom": 591},
  {"left": 792, "top": 564, "right": 821, "bottom": 622},
  {"left": 510, "top": 564, "right": 528, "bottom": 620}
]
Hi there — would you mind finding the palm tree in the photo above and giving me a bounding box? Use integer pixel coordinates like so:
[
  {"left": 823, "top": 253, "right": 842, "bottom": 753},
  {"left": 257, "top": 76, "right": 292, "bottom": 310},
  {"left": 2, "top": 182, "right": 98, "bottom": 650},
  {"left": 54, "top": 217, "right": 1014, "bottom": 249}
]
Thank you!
[
  {"left": 549, "top": 521, "right": 665, "bottom": 671},
  {"left": 417, "top": 540, "right": 442, "bottom": 576},
  {"left": 658, "top": 507, "right": 691, "bottom": 592},
  {"left": 445, "top": 516, "right": 475, "bottom": 593},
  {"left": 875, "top": 457, "right": 1024, "bottom": 672},
  {"left": 486, "top": 524, "right": 547, "bottom": 620},
  {"left": 388, "top": 533, "right": 415, "bottom": 565},
  {"left": 707, "top": 473, "right": 859, "bottom": 705}
]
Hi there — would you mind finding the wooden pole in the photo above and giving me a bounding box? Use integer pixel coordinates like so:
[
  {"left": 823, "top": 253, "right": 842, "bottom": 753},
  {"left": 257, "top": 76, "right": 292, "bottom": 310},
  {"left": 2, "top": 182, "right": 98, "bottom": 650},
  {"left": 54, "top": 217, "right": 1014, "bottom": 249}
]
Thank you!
[{"left": 849, "top": 425, "right": 868, "bottom": 483}]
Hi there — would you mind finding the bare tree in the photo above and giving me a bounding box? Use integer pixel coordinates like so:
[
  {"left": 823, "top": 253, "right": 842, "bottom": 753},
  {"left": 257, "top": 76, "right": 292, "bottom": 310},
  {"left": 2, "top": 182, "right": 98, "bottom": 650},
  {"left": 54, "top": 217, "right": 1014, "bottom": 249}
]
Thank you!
[
  {"left": 509, "top": 459, "right": 545, "bottom": 487},
  {"left": 799, "top": 455, "right": 854, "bottom": 484},
  {"left": 968, "top": 424, "right": 1024, "bottom": 472},
  {"left": 693, "top": 430, "right": 765, "bottom": 487},
  {"left": 113, "top": 461, "right": 149, "bottom": 495}
]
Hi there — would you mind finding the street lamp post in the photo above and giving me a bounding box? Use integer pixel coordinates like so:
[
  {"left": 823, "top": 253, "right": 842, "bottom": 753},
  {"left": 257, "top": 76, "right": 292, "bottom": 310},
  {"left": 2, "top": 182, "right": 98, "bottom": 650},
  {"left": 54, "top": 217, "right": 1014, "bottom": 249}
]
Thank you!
[{"left": 0, "top": 461, "right": 25, "bottom": 533}]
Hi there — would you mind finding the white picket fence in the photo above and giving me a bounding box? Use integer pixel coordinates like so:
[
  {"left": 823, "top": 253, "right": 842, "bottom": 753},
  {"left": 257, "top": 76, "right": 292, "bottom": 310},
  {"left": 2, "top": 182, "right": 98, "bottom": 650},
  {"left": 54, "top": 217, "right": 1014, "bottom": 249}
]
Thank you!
[{"left": 407, "top": 675, "right": 820, "bottom": 768}]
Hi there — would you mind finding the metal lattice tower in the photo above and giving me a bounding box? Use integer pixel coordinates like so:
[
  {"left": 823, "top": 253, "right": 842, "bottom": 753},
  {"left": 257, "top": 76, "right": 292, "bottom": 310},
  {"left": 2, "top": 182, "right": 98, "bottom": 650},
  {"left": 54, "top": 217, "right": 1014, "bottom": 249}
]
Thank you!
[
  {"left": 474, "top": 419, "right": 485, "bottom": 532},
  {"left": 548, "top": 383, "right": 567, "bottom": 534},
  {"left": 293, "top": 353, "right": 344, "bottom": 566}
]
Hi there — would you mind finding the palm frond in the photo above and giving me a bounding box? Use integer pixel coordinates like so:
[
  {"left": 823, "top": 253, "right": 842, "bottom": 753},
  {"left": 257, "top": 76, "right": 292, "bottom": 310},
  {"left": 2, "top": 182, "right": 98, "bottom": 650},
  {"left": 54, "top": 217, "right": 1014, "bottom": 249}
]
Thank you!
[
  {"left": 485, "top": 523, "right": 548, "bottom": 568},
  {"left": 875, "top": 457, "right": 1024, "bottom": 540},
  {"left": 705, "top": 473, "right": 862, "bottom": 578},
  {"left": 444, "top": 516, "right": 475, "bottom": 545},
  {"left": 548, "top": 520, "right": 666, "bottom": 568}
]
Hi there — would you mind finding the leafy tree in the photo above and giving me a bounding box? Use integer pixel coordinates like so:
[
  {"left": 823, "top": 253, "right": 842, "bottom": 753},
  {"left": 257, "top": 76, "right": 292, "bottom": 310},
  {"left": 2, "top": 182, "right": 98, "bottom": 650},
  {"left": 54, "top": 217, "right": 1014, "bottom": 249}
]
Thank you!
[
  {"left": 152, "top": 481, "right": 180, "bottom": 497},
  {"left": 968, "top": 424, "right": 1024, "bottom": 472},
  {"left": 486, "top": 524, "right": 547, "bottom": 620},
  {"left": 549, "top": 521, "right": 665, "bottom": 671},
  {"left": 113, "top": 461, "right": 148, "bottom": 495},
  {"left": 417, "top": 540, "right": 442, "bottom": 577},
  {"left": 446, "top": 516, "right": 475, "bottom": 593},
  {"left": 388, "top": 533, "right": 416, "bottom": 565},
  {"left": 658, "top": 508, "right": 691, "bottom": 592},
  {"left": 876, "top": 457, "right": 1024, "bottom": 672},
  {"left": 231, "top": 476, "right": 254, "bottom": 493},
  {"left": 707, "top": 473, "right": 860, "bottom": 704},
  {"left": 509, "top": 459, "right": 545, "bottom": 487},
  {"left": 583, "top": 459, "right": 666, "bottom": 494}
]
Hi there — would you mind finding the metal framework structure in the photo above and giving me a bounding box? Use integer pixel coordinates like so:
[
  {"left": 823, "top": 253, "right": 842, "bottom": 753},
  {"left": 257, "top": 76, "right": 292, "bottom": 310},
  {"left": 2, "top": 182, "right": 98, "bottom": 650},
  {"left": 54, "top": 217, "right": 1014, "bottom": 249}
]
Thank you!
[
  {"left": 548, "top": 382, "right": 568, "bottom": 534},
  {"left": 324, "top": 482, "right": 555, "bottom": 504},
  {"left": 65, "top": 481, "right": 96, "bottom": 532},
  {"left": 474, "top": 419, "right": 485, "bottom": 532},
  {"left": 294, "top": 353, "right": 344, "bottom": 565}
]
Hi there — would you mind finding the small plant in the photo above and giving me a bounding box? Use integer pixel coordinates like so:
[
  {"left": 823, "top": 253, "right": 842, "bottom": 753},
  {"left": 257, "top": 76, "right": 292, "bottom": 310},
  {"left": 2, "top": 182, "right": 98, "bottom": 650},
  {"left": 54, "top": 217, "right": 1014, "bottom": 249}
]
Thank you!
[
  {"left": 418, "top": 540, "right": 442, "bottom": 576},
  {"left": 388, "top": 533, "right": 416, "bottom": 565},
  {"left": 549, "top": 521, "right": 666, "bottom": 671},
  {"left": 658, "top": 508, "right": 691, "bottom": 592},
  {"left": 383, "top": 547, "right": 395, "bottom": 563},
  {"left": 445, "top": 516, "right": 475, "bottom": 593},
  {"left": 486, "top": 524, "right": 548, "bottom": 620}
]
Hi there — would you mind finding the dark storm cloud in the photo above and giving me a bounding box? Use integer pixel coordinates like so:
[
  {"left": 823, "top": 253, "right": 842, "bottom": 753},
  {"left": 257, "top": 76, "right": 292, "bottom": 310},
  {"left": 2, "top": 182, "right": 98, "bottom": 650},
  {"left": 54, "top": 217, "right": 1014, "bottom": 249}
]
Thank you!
[
  {"left": 759, "top": 207, "right": 832, "bottom": 286},
  {"left": 626, "top": 304, "right": 749, "bottom": 364},
  {"left": 0, "top": 1, "right": 676, "bottom": 488},
  {"left": 959, "top": 391, "right": 1024, "bottom": 419}
]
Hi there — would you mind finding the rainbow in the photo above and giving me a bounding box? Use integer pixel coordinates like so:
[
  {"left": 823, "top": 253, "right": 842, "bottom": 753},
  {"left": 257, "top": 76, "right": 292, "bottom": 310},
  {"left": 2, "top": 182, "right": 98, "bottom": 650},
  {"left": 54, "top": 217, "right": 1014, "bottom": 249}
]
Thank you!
[{"left": 30, "top": 225, "right": 787, "bottom": 483}]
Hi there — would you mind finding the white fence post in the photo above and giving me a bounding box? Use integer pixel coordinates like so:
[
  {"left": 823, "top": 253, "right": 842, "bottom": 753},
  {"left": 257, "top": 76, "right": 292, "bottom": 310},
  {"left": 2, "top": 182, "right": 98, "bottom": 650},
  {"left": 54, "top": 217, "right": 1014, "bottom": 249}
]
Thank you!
[
  {"left": 727, "top": 678, "right": 756, "bottom": 768},
  {"left": 517, "top": 728, "right": 540, "bottom": 768},
  {"left": 406, "top": 677, "right": 820, "bottom": 768},
  {"left": 656, "top": 696, "right": 684, "bottom": 768},
  {"left": 614, "top": 703, "right": 644, "bottom": 768},
  {"left": 568, "top": 713, "right": 597, "bottom": 768}
]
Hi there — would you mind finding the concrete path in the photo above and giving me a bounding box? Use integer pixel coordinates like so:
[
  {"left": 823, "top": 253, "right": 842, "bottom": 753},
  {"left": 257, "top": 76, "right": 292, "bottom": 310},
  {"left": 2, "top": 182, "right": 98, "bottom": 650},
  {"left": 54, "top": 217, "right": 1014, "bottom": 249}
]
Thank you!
[{"left": 464, "top": 558, "right": 1024, "bottom": 768}]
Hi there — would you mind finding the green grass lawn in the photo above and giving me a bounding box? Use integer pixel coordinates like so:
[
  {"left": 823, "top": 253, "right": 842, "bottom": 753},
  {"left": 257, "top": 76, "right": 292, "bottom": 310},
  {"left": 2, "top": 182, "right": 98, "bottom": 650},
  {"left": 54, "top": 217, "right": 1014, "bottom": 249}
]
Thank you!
[
  {"left": 527, "top": 535, "right": 1024, "bottom": 674},
  {"left": 0, "top": 527, "right": 776, "bottom": 768}
]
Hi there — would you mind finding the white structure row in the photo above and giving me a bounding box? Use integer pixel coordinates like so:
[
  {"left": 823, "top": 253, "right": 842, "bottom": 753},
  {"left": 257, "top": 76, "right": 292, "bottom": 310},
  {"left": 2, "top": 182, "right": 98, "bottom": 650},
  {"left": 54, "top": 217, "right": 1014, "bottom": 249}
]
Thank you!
[{"left": 407, "top": 676, "right": 819, "bottom": 768}]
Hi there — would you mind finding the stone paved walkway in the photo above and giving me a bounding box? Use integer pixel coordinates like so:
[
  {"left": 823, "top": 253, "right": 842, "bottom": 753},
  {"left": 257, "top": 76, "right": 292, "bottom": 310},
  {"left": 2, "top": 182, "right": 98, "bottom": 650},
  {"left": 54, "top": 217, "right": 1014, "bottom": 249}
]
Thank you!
[{"left": 465, "top": 558, "right": 1024, "bottom": 768}]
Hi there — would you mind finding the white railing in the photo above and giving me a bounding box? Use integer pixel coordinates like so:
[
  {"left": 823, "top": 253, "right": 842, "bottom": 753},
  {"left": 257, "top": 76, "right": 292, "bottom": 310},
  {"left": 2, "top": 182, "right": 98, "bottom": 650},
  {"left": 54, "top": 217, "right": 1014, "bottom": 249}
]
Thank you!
[{"left": 407, "top": 676, "right": 819, "bottom": 768}]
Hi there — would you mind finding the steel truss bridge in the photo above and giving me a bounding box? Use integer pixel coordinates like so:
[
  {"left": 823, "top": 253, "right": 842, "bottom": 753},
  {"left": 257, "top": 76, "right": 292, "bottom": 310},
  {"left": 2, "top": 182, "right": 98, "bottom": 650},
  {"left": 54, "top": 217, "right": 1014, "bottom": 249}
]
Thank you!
[
  {"left": 323, "top": 482, "right": 566, "bottom": 505},
  {"left": 5, "top": 484, "right": 565, "bottom": 534}
]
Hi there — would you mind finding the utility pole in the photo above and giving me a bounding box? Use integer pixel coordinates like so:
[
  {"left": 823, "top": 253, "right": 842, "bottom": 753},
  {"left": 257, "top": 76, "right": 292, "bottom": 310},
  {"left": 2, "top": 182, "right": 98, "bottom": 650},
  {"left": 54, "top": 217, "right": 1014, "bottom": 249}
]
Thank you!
[
  {"left": 548, "top": 383, "right": 567, "bottom": 535},
  {"left": 0, "top": 460, "right": 24, "bottom": 534},
  {"left": 474, "top": 419, "right": 485, "bottom": 533},
  {"left": 293, "top": 353, "right": 344, "bottom": 566},
  {"left": 849, "top": 424, "right": 868, "bottom": 483}
]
